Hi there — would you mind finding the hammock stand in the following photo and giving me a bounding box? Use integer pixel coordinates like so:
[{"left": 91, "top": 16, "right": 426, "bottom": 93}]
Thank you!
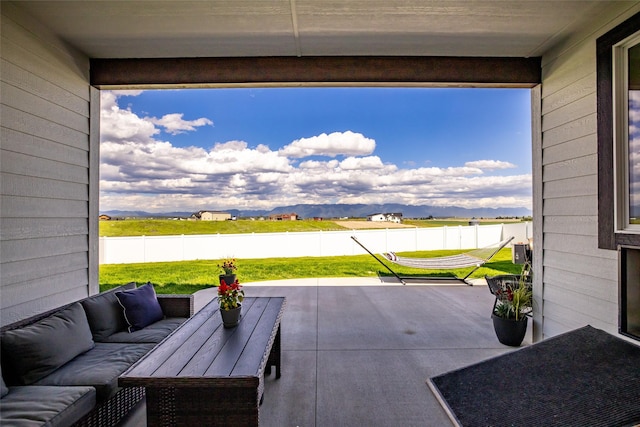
[{"left": 351, "top": 235, "right": 515, "bottom": 286}]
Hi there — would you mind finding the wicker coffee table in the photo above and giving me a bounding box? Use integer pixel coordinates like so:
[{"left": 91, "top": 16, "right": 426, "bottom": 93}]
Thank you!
[{"left": 119, "top": 296, "right": 285, "bottom": 426}]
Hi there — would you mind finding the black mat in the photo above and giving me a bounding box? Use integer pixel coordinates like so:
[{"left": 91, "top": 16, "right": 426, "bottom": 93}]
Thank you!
[{"left": 428, "top": 326, "right": 640, "bottom": 427}]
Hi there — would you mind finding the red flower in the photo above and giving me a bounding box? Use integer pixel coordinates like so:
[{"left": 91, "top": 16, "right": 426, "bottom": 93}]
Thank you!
[
  {"left": 218, "top": 280, "right": 229, "bottom": 296},
  {"left": 217, "top": 278, "right": 244, "bottom": 310}
]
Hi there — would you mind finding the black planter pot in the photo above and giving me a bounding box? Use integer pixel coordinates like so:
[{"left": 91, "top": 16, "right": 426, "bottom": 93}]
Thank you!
[
  {"left": 491, "top": 313, "right": 528, "bottom": 347},
  {"left": 219, "top": 274, "right": 236, "bottom": 285},
  {"left": 220, "top": 305, "right": 241, "bottom": 328}
]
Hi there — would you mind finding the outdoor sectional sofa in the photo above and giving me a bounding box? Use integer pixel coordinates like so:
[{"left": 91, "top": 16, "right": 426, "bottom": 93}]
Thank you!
[{"left": 0, "top": 282, "right": 193, "bottom": 427}]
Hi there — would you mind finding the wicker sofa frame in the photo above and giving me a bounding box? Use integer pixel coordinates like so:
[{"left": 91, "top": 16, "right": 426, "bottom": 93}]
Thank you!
[{"left": 0, "top": 286, "right": 194, "bottom": 427}]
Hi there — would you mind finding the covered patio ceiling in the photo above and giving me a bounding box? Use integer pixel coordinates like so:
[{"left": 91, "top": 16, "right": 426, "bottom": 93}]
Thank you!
[{"left": 13, "top": 1, "right": 623, "bottom": 59}]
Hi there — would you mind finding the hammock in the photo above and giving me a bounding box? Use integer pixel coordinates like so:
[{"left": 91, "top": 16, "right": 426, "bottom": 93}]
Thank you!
[
  {"left": 384, "top": 236, "right": 514, "bottom": 270},
  {"left": 351, "top": 235, "right": 514, "bottom": 285}
]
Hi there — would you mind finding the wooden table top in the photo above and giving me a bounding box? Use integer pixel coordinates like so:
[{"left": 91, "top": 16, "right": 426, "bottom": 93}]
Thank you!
[{"left": 119, "top": 296, "right": 285, "bottom": 387}]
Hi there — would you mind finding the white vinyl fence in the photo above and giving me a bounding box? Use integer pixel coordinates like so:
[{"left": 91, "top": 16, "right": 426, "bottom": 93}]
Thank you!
[{"left": 99, "top": 222, "right": 532, "bottom": 265}]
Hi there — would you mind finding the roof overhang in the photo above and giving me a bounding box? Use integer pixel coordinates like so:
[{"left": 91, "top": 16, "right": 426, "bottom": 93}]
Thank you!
[{"left": 91, "top": 56, "right": 541, "bottom": 88}]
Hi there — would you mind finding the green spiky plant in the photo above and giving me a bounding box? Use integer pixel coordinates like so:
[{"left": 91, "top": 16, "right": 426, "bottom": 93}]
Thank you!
[{"left": 493, "top": 261, "right": 532, "bottom": 321}]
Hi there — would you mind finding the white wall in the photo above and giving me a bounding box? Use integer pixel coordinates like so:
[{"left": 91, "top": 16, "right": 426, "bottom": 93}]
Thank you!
[
  {"left": 539, "top": 4, "right": 640, "bottom": 338},
  {"left": 99, "top": 223, "right": 530, "bottom": 264},
  {"left": 0, "top": 3, "right": 93, "bottom": 326}
]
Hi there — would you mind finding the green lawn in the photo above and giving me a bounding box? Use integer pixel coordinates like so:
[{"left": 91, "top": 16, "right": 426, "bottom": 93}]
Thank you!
[
  {"left": 403, "top": 219, "right": 518, "bottom": 227},
  {"left": 100, "top": 218, "right": 529, "bottom": 237},
  {"left": 99, "top": 248, "right": 522, "bottom": 294},
  {"left": 100, "top": 219, "right": 349, "bottom": 237}
]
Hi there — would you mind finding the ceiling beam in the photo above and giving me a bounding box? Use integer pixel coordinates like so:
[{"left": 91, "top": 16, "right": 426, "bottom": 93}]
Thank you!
[{"left": 90, "top": 56, "right": 541, "bottom": 88}]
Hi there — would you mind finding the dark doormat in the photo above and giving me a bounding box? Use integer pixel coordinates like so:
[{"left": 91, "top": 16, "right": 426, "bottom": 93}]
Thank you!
[{"left": 428, "top": 325, "right": 640, "bottom": 427}]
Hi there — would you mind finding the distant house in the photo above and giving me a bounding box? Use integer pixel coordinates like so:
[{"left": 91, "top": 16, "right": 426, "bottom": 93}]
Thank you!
[
  {"left": 269, "top": 213, "right": 298, "bottom": 221},
  {"left": 191, "top": 210, "right": 231, "bottom": 221},
  {"left": 98, "top": 214, "right": 111, "bottom": 221},
  {"left": 367, "top": 213, "right": 402, "bottom": 223}
]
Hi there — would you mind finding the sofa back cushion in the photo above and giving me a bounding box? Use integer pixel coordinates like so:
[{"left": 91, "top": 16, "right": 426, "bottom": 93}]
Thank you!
[
  {"left": 1, "top": 303, "right": 95, "bottom": 385},
  {"left": 81, "top": 282, "right": 135, "bottom": 341},
  {"left": 116, "top": 283, "right": 164, "bottom": 332}
]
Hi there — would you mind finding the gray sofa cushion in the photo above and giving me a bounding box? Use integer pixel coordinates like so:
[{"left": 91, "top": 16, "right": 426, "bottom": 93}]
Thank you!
[
  {"left": 81, "top": 283, "right": 135, "bottom": 341},
  {"left": 1, "top": 303, "right": 95, "bottom": 385},
  {"left": 116, "top": 283, "right": 165, "bottom": 332},
  {"left": 101, "top": 317, "right": 186, "bottom": 343},
  {"left": 34, "top": 343, "right": 154, "bottom": 401},
  {"left": 0, "top": 385, "right": 95, "bottom": 427}
]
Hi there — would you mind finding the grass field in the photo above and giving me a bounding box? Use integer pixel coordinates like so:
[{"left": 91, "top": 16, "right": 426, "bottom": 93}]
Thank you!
[
  {"left": 99, "top": 218, "right": 524, "bottom": 237},
  {"left": 99, "top": 247, "right": 521, "bottom": 294},
  {"left": 99, "top": 219, "right": 347, "bottom": 237}
]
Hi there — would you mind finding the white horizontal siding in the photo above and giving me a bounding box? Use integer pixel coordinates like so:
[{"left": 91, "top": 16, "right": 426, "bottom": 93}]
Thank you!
[
  {"left": 1, "top": 288, "right": 88, "bottom": 326},
  {"left": 0, "top": 4, "right": 92, "bottom": 326},
  {"left": 1, "top": 151, "right": 88, "bottom": 183},
  {"left": 542, "top": 299, "right": 618, "bottom": 336},
  {"left": 543, "top": 153, "right": 596, "bottom": 181},
  {"left": 543, "top": 215, "right": 597, "bottom": 236},
  {"left": 1, "top": 11, "right": 89, "bottom": 96},
  {"left": 544, "top": 175, "right": 597, "bottom": 199},
  {"left": 2, "top": 82, "right": 88, "bottom": 132},
  {"left": 544, "top": 263, "right": 617, "bottom": 300},
  {"left": 542, "top": 74, "right": 595, "bottom": 119},
  {"left": 1, "top": 59, "right": 88, "bottom": 116},
  {"left": 539, "top": 3, "right": 640, "bottom": 339},
  {"left": 543, "top": 195, "right": 597, "bottom": 217},
  {"left": 0, "top": 217, "right": 88, "bottom": 240},
  {"left": 540, "top": 40, "right": 595, "bottom": 98},
  {"left": 1, "top": 269, "right": 91, "bottom": 310},
  {"left": 542, "top": 115, "right": 597, "bottom": 149},
  {"left": 1, "top": 234, "right": 88, "bottom": 263},
  {"left": 1, "top": 173, "right": 88, "bottom": 200},
  {"left": 1, "top": 252, "right": 88, "bottom": 285},
  {"left": 542, "top": 134, "right": 595, "bottom": 165},
  {"left": 544, "top": 233, "right": 617, "bottom": 259},
  {"left": 1, "top": 127, "right": 88, "bottom": 167},
  {"left": 544, "top": 287, "right": 618, "bottom": 326},
  {"left": 1, "top": 105, "right": 88, "bottom": 151},
  {"left": 544, "top": 249, "right": 617, "bottom": 282},
  {"left": 1, "top": 196, "right": 88, "bottom": 219}
]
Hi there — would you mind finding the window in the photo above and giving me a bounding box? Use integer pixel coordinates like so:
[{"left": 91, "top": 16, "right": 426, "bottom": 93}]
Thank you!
[
  {"left": 613, "top": 34, "right": 640, "bottom": 233},
  {"left": 597, "top": 12, "right": 640, "bottom": 250},
  {"left": 619, "top": 246, "right": 640, "bottom": 340},
  {"left": 599, "top": 13, "right": 640, "bottom": 342}
]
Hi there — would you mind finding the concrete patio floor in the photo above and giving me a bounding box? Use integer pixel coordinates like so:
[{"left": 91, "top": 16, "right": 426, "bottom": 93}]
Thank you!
[{"left": 120, "top": 277, "right": 532, "bottom": 426}]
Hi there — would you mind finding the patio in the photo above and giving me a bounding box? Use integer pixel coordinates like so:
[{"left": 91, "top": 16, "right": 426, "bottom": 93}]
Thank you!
[{"left": 120, "top": 278, "right": 531, "bottom": 426}]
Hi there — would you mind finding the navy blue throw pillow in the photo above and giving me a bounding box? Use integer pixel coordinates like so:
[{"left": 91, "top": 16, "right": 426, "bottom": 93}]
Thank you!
[{"left": 115, "top": 283, "right": 164, "bottom": 332}]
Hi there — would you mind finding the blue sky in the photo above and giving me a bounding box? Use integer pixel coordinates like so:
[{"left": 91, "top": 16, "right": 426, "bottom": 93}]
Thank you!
[{"left": 100, "top": 87, "right": 532, "bottom": 213}]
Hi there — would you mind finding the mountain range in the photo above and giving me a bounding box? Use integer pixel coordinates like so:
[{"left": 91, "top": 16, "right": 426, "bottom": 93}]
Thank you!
[{"left": 101, "top": 203, "right": 532, "bottom": 219}]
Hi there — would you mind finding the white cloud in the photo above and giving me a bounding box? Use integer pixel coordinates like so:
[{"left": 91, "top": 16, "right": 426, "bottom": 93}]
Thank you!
[
  {"left": 100, "top": 92, "right": 158, "bottom": 143},
  {"left": 465, "top": 160, "right": 516, "bottom": 170},
  {"left": 147, "top": 113, "right": 213, "bottom": 135},
  {"left": 278, "top": 131, "right": 375, "bottom": 158},
  {"left": 100, "top": 92, "right": 532, "bottom": 213},
  {"left": 339, "top": 156, "right": 387, "bottom": 170}
]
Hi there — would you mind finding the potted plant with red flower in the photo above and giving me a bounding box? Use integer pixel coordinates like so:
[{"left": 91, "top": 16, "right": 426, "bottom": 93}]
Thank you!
[
  {"left": 218, "top": 258, "right": 237, "bottom": 285},
  {"left": 217, "top": 277, "right": 244, "bottom": 327}
]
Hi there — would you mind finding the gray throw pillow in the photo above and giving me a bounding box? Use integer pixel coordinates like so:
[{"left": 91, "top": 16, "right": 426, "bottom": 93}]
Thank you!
[
  {"left": 1, "top": 303, "right": 95, "bottom": 385},
  {"left": 81, "top": 287, "right": 131, "bottom": 341}
]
